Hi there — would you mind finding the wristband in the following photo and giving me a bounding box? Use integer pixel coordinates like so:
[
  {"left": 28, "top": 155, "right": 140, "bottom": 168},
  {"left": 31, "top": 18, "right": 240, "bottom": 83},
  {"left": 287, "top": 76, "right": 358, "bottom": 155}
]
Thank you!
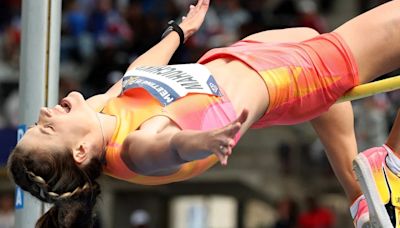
[{"left": 161, "top": 20, "right": 185, "bottom": 46}]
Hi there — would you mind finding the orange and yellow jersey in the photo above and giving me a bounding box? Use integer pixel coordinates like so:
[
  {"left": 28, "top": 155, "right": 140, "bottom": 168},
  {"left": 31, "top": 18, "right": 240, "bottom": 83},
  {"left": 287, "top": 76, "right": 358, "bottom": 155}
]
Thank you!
[{"left": 101, "top": 64, "right": 238, "bottom": 185}]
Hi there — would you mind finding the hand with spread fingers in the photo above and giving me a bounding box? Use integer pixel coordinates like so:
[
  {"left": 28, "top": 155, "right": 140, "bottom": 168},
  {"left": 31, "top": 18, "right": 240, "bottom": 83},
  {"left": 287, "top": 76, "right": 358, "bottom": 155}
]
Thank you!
[
  {"left": 206, "top": 109, "right": 248, "bottom": 166},
  {"left": 179, "top": 0, "right": 210, "bottom": 42}
]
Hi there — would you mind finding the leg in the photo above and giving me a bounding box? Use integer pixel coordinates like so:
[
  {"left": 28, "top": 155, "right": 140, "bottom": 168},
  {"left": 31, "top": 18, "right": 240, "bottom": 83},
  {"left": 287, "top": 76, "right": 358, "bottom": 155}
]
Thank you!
[
  {"left": 386, "top": 110, "right": 400, "bottom": 153},
  {"left": 353, "top": 110, "right": 400, "bottom": 227},
  {"left": 243, "top": 27, "right": 319, "bottom": 42},
  {"left": 310, "top": 102, "right": 362, "bottom": 202},
  {"left": 334, "top": 0, "right": 400, "bottom": 83}
]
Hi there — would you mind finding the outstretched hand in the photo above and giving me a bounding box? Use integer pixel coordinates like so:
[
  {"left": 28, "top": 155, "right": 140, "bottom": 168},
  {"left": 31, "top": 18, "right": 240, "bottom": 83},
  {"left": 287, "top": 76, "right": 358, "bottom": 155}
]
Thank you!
[
  {"left": 207, "top": 109, "right": 248, "bottom": 166},
  {"left": 179, "top": 0, "right": 210, "bottom": 42}
]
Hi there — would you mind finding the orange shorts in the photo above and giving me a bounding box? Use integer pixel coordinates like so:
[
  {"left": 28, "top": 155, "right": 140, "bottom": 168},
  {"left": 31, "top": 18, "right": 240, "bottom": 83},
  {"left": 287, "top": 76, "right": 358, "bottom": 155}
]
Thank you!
[{"left": 198, "top": 32, "right": 359, "bottom": 128}]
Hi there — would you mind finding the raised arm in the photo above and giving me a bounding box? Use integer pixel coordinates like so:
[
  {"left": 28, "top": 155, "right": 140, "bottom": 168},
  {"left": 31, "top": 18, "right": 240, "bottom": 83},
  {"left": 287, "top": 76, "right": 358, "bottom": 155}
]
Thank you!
[
  {"left": 104, "top": 0, "right": 210, "bottom": 98},
  {"left": 85, "top": 0, "right": 210, "bottom": 110}
]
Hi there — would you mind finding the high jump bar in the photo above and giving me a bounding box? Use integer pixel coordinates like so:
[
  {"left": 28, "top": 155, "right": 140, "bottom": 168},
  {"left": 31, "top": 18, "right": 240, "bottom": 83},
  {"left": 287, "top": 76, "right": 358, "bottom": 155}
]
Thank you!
[{"left": 337, "top": 75, "right": 400, "bottom": 103}]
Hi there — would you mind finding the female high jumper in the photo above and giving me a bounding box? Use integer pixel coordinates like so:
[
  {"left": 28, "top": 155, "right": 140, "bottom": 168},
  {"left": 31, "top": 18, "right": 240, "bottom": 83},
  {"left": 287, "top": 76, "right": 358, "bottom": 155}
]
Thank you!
[{"left": 8, "top": 0, "right": 400, "bottom": 227}]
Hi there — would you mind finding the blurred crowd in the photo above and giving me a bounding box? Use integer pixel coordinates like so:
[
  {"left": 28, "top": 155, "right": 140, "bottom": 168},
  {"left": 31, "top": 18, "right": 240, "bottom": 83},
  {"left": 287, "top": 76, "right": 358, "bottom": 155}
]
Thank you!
[
  {"left": 0, "top": 0, "right": 337, "bottom": 128},
  {"left": 0, "top": 0, "right": 396, "bottom": 129}
]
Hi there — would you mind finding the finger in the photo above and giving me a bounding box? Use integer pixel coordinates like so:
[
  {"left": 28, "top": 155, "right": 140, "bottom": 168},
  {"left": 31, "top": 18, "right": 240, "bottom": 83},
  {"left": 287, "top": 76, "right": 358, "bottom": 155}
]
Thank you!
[
  {"left": 226, "top": 122, "right": 241, "bottom": 137},
  {"left": 227, "top": 138, "right": 235, "bottom": 147},
  {"left": 215, "top": 151, "right": 225, "bottom": 164},
  {"left": 200, "top": 0, "right": 210, "bottom": 12},
  {"left": 214, "top": 122, "right": 240, "bottom": 138},
  {"left": 198, "top": 0, "right": 209, "bottom": 9},
  {"left": 189, "top": 4, "right": 195, "bottom": 12},
  {"left": 219, "top": 141, "right": 231, "bottom": 155},
  {"left": 235, "top": 109, "right": 249, "bottom": 124},
  {"left": 195, "top": 0, "right": 203, "bottom": 7},
  {"left": 221, "top": 154, "right": 228, "bottom": 166},
  {"left": 225, "top": 147, "right": 232, "bottom": 156},
  {"left": 187, "top": 4, "right": 196, "bottom": 17}
]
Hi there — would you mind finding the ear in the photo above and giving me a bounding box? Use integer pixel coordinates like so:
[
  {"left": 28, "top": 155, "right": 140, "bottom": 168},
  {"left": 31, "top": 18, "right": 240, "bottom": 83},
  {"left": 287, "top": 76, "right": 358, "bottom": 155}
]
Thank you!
[{"left": 73, "top": 144, "right": 89, "bottom": 164}]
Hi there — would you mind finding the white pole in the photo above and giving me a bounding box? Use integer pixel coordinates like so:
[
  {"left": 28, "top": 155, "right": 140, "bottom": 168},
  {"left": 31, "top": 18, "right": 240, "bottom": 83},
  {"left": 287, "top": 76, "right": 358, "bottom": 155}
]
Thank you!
[{"left": 15, "top": 0, "right": 61, "bottom": 227}]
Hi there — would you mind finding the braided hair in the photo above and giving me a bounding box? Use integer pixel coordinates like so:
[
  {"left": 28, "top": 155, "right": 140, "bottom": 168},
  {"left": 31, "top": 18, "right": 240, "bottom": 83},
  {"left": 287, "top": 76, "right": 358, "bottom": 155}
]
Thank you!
[{"left": 7, "top": 144, "right": 103, "bottom": 228}]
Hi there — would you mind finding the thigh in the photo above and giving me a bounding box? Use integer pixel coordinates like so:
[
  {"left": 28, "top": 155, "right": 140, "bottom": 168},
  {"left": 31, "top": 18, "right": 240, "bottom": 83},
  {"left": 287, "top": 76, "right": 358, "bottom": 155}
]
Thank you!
[
  {"left": 334, "top": 0, "right": 400, "bottom": 84},
  {"left": 243, "top": 27, "right": 319, "bottom": 43}
]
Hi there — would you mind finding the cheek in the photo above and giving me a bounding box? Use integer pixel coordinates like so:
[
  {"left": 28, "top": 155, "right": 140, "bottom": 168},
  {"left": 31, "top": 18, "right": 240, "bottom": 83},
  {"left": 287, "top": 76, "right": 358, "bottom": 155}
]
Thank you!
[{"left": 56, "top": 114, "right": 81, "bottom": 131}]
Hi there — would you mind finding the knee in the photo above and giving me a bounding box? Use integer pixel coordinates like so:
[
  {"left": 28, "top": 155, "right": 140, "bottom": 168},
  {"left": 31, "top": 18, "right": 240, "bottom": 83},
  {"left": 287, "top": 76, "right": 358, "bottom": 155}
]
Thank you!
[
  {"left": 300, "top": 27, "right": 320, "bottom": 36},
  {"left": 287, "top": 27, "right": 320, "bottom": 41}
]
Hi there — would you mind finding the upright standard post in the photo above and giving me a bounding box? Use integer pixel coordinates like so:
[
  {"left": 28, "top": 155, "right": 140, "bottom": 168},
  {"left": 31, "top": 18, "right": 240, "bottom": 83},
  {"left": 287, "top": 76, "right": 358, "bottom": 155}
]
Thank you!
[{"left": 15, "top": 0, "right": 61, "bottom": 227}]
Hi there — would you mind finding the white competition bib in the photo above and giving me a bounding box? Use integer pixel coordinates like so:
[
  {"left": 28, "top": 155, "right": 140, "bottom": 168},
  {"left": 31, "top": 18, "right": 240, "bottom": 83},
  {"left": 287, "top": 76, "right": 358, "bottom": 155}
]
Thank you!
[{"left": 122, "top": 64, "right": 222, "bottom": 106}]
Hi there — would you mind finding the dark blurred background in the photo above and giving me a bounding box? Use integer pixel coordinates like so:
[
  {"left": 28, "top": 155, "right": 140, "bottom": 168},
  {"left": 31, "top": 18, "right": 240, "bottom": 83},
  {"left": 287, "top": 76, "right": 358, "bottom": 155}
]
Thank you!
[{"left": 0, "top": 0, "right": 399, "bottom": 227}]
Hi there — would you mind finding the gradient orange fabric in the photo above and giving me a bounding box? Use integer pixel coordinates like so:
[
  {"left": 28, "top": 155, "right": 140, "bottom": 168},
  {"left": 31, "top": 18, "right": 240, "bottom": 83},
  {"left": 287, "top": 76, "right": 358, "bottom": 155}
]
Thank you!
[
  {"left": 198, "top": 32, "right": 359, "bottom": 128},
  {"left": 102, "top": 88, "right": 237, "bottom": 185}
]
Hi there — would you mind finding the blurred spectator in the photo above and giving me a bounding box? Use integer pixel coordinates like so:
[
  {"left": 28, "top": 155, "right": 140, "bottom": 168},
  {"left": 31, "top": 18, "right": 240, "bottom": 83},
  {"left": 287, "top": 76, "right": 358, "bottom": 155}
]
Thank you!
[
  {"left": 0, "top": 193, "right": 15, "bottom": 228},
  {"left": 297, "top": 196, "right": 335, "bottom": 228},
  {"left": 0, "top": 0, "right": 21, "bottom": 32},
  {"left": 355, "top": 94, "right": 389, "bottom": 151},
  {"left": 61, "top": 0, "right": 93, "bottom": 63},
  {"left": 2, "top": 17, "right": 20, "bottom": 69},
  {"left": 309, "top": 139, "right": 332, "bottom": 175},
  {"left": 269, "top": 0, "right": 299, "bottom": 28},
  {"left": 319, "top": 0, "right": 335, "bottom": 14},
  {"left": 130, "top": 209, "right": 150, "bottom": 228},
  {"left": 0, "top": 1, "right": 12, "bottom": 32},
  {"left": 84, "top": 47, "right": 129, "bottom": 95},
  {"left": 88, "top": 0, "right": 132, "bottom": 50},
  {"left": 296, "top": 0, "right": 327, "bottom": 33},
  {"left": 3, "top": 89, "right": 18, "bottom": 128},
  {"left": 387, "top": 89, "right": 400, "bottom": 127},
  {"left": 278, "top": 142, "right": 292, "bottom": 175},
  {"left": 0, "top": 115, "right": 6, "bottom": 128},
  {"left": 274, "top": 197, "right": 299, "bottom": 228},
  {"left": 218, "top": 0, "right": 251, "bottom": 42},
  {"left": 190, "top": 4, "right": 222, "bottom": 49}
]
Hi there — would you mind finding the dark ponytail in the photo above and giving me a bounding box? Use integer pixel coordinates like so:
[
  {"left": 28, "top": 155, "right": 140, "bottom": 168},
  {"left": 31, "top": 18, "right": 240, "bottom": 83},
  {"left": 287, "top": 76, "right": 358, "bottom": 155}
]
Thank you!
[
  {"left": 8, "top": 145, "right": 103, "bottom": 228},
  {"left": 36, "top": 183, "right": 101, "bottom": 228}
]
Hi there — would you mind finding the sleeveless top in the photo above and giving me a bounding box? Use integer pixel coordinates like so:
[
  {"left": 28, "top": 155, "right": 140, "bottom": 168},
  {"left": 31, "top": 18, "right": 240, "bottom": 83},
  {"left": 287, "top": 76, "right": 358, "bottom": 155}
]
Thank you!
[{"left": 102, "top": 64, "right": 238, "bottom": 185}]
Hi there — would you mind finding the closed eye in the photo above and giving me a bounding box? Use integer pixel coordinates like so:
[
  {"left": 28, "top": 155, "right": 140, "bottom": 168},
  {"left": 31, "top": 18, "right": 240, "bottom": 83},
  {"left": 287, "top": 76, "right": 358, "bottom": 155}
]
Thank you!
[{"left": 44, "top": 124, "right": 55, "bottom": 131}]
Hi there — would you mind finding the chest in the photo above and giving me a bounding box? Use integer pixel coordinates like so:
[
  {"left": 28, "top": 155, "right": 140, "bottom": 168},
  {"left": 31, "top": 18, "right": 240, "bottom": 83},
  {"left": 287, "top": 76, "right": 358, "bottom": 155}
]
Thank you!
[{"left": 139, "top": 115, "right": 180, "bottom": 133}]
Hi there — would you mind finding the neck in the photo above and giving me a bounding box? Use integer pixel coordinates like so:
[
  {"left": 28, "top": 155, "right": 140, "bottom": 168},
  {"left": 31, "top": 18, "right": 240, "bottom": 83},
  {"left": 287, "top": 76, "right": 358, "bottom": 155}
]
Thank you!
[{"left": 97, "top": 113, "right": 116, "bottom": 148}]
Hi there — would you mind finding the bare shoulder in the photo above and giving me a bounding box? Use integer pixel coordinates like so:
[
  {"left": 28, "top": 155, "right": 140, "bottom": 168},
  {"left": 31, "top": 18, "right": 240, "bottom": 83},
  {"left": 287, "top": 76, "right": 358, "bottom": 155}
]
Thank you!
[{"left": 120, "top": 128, "right": 184, "bottom": 176}]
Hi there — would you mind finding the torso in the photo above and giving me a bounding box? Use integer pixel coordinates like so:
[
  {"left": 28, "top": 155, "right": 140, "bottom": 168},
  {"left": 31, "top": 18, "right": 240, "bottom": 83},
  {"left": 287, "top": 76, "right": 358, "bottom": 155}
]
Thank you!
[
  {"left": 138, "top": 58, "right": 269, "bottom": 135},
  {"left": 128, "top": 59, "right": 266, "bottom": 175},
  {"left": 203, "top": 58, "right": 269, "bottom": 133},
  {"left": 102, "top": 67, "right": 239, "bottom": 181}
]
